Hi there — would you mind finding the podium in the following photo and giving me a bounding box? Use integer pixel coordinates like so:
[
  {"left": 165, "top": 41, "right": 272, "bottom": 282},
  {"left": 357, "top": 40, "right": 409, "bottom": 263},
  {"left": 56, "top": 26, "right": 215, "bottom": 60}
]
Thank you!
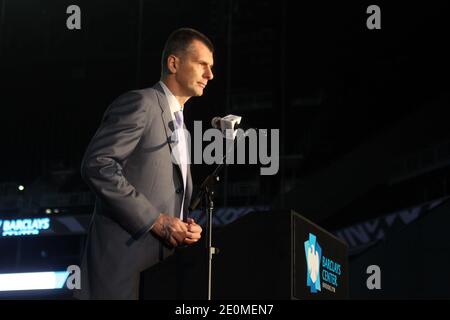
[{"left": 140, "top": 210, "right": 349, "bottom": 299}]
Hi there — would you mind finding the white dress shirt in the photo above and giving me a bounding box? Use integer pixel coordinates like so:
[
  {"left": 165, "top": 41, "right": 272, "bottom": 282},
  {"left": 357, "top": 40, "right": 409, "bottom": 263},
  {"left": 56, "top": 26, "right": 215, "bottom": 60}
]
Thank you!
[{"left": 159, "top": 81, "right": 188, "bottom": 221}]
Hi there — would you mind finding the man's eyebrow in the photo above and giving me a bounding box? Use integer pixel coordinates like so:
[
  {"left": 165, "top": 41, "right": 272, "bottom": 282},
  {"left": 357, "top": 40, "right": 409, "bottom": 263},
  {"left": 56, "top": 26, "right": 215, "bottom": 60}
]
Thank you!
[{"left": 199, "top": 59, "right": 213, "bottom": 67}]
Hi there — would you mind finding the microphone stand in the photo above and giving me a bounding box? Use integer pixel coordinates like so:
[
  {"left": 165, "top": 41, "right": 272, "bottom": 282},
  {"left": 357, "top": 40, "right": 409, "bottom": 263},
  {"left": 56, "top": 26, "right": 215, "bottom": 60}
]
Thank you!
[
  {"left": 189, "top": 164, "right": 222, "bottom": 301},
  {"left": 189, "top": 129, "right": 247, "bottom": 300}
]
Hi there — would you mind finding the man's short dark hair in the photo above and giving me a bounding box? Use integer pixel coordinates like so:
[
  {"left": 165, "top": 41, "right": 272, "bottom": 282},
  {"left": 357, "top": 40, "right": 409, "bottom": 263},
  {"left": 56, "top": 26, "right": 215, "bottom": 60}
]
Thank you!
[{"left": 161, "top": 28, "right": 214, "bottom": 77}]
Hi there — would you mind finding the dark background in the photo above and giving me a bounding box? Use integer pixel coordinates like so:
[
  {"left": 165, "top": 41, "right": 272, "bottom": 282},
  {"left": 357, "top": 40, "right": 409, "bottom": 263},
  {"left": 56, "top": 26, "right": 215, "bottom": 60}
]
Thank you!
[{"left": 0, "top": 0, "right": 449, "bottom": 299}]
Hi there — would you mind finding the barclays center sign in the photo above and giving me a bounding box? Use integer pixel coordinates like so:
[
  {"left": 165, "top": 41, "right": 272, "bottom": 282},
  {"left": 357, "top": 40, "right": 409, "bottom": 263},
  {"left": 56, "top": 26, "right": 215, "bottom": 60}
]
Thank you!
[
  {"left": 304, "top": 233, "right": 343, "bottom": 294},
  {"left": 0, "top": 218, "right": 50, "bottom": 236}
]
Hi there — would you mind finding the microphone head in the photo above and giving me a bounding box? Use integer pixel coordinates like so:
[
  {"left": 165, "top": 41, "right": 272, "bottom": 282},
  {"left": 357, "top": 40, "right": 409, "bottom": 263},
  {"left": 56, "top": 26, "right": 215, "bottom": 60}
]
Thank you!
[
  {"left": 211, "top": 116, "right": 222, "bottom": 129},
  {"left": 211, "top": 115, "right": 243, "bottom": 140}
]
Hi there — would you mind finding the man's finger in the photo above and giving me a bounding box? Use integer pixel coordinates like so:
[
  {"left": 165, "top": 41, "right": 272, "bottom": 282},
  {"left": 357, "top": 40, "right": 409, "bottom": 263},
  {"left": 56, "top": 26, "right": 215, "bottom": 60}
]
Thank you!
[
  {"left": 185, "top": 231, "right": 201, "bottom": 240},
  {"left": 187, "top": 224, "right": 202, "bottom": 233},
  {"left": 186, "top": 218, "right": 195, "bottom": 224},
  {"left": 178, "top": 222, "right": 189, "bottom": 233},
  {"left": 184, "top": 238, "right": 199, "bottom": 245},
  {"left": 168, "top": 236, "right": 178, "bottom": 247},
  {"left": 172, "top": 231, "right": 186, "bottom": 244}
]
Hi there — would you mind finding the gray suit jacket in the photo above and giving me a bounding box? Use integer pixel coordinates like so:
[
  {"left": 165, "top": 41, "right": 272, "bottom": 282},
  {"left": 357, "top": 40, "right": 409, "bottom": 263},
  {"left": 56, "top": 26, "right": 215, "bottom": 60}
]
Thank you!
[{"left": 74, "top": 83, "right": 193, "bottom": 299}]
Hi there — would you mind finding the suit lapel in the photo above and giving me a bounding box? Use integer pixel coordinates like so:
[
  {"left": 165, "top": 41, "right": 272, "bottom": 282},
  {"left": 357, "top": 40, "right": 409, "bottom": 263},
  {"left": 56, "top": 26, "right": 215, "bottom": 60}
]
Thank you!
[{"left": 153, "top": 83, "right": 184, "bottom": 187}]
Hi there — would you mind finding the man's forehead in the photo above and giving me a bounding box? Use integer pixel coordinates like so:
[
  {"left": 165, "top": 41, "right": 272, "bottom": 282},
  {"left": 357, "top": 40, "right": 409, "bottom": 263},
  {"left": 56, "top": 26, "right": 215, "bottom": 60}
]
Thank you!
[{"left": 186, "top": 40, "right": 213, "bottom": 58}]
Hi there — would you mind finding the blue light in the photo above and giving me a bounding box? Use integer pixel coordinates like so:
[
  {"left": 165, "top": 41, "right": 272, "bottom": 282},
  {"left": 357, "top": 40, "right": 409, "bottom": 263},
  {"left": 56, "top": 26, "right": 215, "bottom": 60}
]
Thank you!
[
  {"left": 0, "top": 218, "right": 51, "bottom": 237},
  {"left": 0, "top": 271, "right": 69, "bottom": 291}
]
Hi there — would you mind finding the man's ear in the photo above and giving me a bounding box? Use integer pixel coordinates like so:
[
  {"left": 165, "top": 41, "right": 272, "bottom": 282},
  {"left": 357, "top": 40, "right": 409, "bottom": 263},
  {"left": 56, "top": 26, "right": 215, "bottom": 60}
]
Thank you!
[{"left": 167, "top": 55, "right": 178, "bottom": 74}]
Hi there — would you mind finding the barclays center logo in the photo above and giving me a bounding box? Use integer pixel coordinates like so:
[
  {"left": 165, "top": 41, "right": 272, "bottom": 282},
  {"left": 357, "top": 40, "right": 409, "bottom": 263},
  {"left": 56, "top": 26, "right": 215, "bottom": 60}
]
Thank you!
[{"left": 304, "top": 233, "right": 322, "bottom": 293}]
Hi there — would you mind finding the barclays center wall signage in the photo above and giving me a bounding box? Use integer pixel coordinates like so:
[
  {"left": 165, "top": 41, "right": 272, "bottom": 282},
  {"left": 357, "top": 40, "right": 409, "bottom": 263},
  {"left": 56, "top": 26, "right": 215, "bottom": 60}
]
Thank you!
[
  {"left": 0, "top": 218, "right": 50, "bottom": 236},
  {"left": 304, "top": 233, "right": 343, "bottom": 294},
  {"left": 0, "top": 216, "right": 91, "bottom": 237}
]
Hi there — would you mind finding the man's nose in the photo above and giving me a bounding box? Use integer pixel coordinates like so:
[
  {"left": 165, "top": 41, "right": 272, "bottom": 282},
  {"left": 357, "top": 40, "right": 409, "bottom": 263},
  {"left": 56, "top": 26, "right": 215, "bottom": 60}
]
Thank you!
[{"left": 204, "top": 67, "right": 214, "bottom": 81}]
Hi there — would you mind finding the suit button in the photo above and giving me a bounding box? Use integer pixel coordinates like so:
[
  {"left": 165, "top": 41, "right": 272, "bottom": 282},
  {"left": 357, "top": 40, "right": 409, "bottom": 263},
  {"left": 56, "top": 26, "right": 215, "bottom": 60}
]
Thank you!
[{"left": 176, "top": 187, "right": 183, "bottom": 194}]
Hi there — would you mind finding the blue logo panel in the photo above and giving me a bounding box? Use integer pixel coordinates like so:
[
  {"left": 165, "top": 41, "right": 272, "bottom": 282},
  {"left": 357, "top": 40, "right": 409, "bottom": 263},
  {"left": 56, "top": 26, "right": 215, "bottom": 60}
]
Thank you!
[{"left": 304, "top": 233, "right": 322, "bottom": 293}]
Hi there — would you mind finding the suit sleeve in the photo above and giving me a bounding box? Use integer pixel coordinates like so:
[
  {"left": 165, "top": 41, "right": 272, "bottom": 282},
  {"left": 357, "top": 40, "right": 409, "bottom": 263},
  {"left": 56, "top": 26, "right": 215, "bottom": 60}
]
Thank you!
[{"left": 81, "top": 91, "right": 159, "bottom": 239}]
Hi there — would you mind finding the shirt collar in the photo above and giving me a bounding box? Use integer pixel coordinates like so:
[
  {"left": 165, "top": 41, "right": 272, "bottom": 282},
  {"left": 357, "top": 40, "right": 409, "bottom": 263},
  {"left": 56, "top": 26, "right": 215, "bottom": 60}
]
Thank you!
[{"left": 159, "top": 81, "right": 183, "bottom": 118}]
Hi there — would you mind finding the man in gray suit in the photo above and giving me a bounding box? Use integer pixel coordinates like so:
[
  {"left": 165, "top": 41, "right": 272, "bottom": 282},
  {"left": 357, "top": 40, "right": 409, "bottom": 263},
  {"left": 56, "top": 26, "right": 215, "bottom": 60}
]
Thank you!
[{"left": 74, "top": 28, "right": 214, "bottom": 299}]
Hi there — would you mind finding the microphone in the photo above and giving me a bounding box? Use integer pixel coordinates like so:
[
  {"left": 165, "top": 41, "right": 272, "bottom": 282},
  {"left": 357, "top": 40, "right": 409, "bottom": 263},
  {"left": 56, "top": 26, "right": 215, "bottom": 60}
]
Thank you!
[
  {"left": 211, "top": 115, "right": 242, "bottom": 139},
  {"left": 210, "top": 116, "right": 222, "bottom": 129}
]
